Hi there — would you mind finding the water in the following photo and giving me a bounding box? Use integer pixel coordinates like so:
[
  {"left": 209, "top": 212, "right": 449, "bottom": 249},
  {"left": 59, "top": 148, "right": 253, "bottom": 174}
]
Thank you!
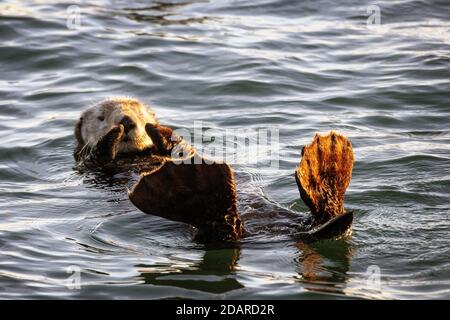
[{"left": 0, "top": 0, "right": 449, "bottom": 299}]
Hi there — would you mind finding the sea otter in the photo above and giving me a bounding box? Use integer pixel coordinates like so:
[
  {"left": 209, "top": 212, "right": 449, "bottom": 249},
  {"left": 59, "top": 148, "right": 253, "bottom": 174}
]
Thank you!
[
  {"left": 74, "top": 97, "right": 189, "bottom": 173},
  {"left": 74, "top": 97, "right": 355, "bottom": 244}
]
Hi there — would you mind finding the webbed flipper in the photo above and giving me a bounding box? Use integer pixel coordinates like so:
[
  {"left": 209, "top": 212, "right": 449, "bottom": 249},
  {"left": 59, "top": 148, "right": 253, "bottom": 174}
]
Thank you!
[
  {"left": 296, "top": 211, "right": 353, "bottom": 242},
  {"left": 295, "top": 131, "right": 354, "bottom": 226},
  {"left": 128, "top": 154, "right": 243, "bottom": 243}
]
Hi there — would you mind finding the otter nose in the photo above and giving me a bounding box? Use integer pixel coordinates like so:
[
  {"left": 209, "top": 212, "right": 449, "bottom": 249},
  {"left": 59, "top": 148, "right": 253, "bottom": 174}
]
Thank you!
[{"left": 120, "top": 116, "right": 136, "bottom": 133}]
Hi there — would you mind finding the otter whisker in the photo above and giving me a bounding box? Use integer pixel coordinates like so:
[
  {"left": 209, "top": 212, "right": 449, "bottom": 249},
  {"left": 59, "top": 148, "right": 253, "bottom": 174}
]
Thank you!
[
  {"left": 78, "top": 142, "right": 94, "bottom": 163},
  {"left": 78, "top": 142, "right": 90, "bottom": 155}
]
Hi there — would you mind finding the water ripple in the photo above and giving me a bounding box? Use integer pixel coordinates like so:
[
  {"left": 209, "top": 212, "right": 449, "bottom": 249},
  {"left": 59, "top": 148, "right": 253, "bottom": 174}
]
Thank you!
[{"left": 0, "top": 0, "right": 449, "bottom": 299}]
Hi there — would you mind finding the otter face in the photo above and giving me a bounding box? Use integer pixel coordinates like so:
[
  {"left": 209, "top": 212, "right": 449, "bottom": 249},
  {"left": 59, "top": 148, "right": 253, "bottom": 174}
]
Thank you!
[{"left": 76, "top": 97, "right": 157, "bottom": 155}]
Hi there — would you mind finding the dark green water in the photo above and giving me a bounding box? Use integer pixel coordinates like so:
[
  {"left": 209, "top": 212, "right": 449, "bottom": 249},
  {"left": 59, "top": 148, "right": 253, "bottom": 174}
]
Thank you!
[{"left": 0, "top": 0, "right": 449, "bottom": 299}]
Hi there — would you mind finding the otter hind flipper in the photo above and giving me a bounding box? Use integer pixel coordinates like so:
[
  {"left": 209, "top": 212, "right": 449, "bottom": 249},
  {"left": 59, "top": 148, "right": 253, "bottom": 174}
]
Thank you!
[
  {"left": 128, "top": 154, "right": 243, "bottom": 243},
  {"left": 296, "top": 211, "right": 353, "bottom": 242},
  {"left": 295, "top": 131, "right": 354, "bottom": 225}
]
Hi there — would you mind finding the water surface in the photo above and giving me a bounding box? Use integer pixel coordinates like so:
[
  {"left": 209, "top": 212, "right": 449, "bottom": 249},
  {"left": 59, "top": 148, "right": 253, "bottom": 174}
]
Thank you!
[{"left": 0, "top": 0, "right": 449, "bottom": 299}]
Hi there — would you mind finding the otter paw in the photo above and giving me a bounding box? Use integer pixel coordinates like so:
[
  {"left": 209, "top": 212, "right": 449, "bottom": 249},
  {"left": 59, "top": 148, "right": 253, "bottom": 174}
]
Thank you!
[
  {"left": 145, "top": 123, "right": 175, "bottom": 156},
  {"left": 145, "top": 123, "right": 194, "bottom": 160},
  {"left": 94, "top": 125, "right": 125, "bottom": 163}
]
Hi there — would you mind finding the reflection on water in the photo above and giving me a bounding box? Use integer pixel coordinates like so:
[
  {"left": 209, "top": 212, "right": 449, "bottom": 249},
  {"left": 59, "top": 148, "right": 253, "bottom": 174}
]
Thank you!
[
  {"left": 107, "top": 1, "right": 212, "bottom": 28},
  {"left": 138, "top": 248, "right": 243, "bottom": 294},
  {"left": 295, "top": 240, "right": 353, "bottom": 296},
  {"left": 75, "top": 167, "right": 139, "bottom": 193}
]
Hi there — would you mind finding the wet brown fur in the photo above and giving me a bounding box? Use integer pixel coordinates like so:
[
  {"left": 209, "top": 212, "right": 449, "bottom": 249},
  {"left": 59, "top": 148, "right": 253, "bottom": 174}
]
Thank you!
[
  {"left": 74, "top": 118, "right": 84, "bottom": 161},
  {"left": 75, "top": 119, "right": 177, "bottom": 173},
  {"left": 128, "top": 130, "right": 353, "bottom": 243},
  {"left": 295, "top": 131, "right": 354, "bottom": 225},
  {"left": 74, "top": 98, "right": 157, "bottom": 163},
  {"left": 75, "top": 101, "right": 354, "bottom": 243},
  {"left": 129, "top": 154, "right": 243, "bottom": 243}
]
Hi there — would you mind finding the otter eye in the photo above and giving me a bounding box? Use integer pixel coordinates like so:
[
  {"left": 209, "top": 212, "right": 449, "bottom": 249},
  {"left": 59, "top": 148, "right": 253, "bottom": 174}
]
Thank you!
[{"left": 97, "top": 116, "right": 105, "bottom": 121}]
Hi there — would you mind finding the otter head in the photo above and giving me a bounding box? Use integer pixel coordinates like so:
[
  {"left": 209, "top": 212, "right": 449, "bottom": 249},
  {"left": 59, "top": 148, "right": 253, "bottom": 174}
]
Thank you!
[{"left": 75, "top": 97, "right": 157, "bottom": 157}]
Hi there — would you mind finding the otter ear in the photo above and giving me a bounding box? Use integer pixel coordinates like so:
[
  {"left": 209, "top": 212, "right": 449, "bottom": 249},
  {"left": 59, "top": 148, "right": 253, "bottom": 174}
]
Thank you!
[
  {"left": 73, "top": 117, "right": 85, "bottom": 161},
  {"left": 74, "top": 117, "right": 84, "bottom": 145}
]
